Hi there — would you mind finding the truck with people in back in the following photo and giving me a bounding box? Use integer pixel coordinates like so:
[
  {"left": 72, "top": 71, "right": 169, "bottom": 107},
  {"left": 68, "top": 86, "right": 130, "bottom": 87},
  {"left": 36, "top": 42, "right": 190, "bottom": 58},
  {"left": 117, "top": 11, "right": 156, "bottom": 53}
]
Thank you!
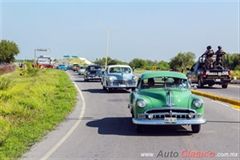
[{"left": 186, "top": 54, "right": 231, "bottom": 88}]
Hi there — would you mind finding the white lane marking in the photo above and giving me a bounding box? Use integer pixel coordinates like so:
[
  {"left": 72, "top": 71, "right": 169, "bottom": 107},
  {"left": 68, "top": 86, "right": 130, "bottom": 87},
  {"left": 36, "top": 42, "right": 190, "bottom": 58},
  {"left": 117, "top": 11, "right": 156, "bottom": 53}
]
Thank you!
[
  {"left": 211, "top": 100, "right": 230, "bottom": 107},
  {"left": 41, "top": 81, "right": 86, "bottom": 160}
]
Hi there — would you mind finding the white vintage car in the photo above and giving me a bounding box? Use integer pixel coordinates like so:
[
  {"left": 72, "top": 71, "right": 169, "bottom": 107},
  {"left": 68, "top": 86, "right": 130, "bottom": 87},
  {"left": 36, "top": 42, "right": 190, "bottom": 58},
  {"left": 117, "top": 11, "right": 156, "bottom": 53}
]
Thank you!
[{"left": 101, "top": 65, "right": 138, "bottom": 92}]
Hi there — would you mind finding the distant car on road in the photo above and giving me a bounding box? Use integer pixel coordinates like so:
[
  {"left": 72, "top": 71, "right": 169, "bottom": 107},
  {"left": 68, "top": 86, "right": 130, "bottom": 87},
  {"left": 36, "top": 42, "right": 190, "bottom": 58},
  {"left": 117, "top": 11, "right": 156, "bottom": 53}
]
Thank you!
[
  {"left": 101, "top": 65, "right": 138, "bottom": 92},
  {"left": 78, "top": 66, "right": 87, "bottom": 75},
  {"left": 67, "top": 65, "right": 73, "bottom": 70},
  {"left": 83, "top": 64, "right": 103, "bottom": 81},
  {"left": 73, "top": 63, "right": 80, "bottom": 72},
  {"left": 58, "top": 64, "right": 67, "bottom": 71}
]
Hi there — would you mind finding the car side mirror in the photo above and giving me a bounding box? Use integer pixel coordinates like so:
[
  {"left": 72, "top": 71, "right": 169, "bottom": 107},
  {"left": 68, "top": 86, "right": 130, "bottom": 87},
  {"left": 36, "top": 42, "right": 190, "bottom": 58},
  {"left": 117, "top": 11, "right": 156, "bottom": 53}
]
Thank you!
[{"left": 188, "top": 80, "right": 196, "bottom": 89}]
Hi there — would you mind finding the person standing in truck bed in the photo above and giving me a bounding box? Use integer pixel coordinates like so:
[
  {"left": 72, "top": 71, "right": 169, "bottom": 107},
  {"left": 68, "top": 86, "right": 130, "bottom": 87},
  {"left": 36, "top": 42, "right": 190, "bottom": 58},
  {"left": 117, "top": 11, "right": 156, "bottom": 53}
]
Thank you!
[
  {"left": 215, "top": 46, "right": 227, "bottom": 66},
  {"left": 202, "top": 45, "right": 215, "bottom": 69}
]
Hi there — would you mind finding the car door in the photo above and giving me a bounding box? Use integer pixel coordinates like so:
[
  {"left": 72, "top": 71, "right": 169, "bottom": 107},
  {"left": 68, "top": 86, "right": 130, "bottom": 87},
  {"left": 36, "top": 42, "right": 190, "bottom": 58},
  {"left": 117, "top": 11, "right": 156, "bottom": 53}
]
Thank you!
[
  {"left": 103, "top": 67, "right": 109, "bottom": 87},
  {"left": 187, "top": 63, "right": 198, "bottom": 83}
]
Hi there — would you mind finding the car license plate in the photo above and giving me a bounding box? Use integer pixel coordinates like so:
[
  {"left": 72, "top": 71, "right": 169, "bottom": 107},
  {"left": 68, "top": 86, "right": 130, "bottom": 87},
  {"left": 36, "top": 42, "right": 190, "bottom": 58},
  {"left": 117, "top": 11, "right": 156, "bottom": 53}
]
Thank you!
[
  {"left": 164, "top": 117, "right": 177, "bottom": 123},
  {"left": 216, "top": 79, "right": 221, "bottom": 82}
]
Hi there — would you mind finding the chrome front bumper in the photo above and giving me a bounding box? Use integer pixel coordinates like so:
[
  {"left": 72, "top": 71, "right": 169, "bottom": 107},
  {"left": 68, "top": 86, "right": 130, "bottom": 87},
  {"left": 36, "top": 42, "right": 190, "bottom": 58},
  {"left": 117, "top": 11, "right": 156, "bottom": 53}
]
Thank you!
[
  {"left": 107, "top": 84, "right": 137, "bottom": 88},
  {"left": 132, "top": 118, "right": 206, "bottom": 125},
  {"left": 86, "top": 76, "right": 101, "bottom": 80}
]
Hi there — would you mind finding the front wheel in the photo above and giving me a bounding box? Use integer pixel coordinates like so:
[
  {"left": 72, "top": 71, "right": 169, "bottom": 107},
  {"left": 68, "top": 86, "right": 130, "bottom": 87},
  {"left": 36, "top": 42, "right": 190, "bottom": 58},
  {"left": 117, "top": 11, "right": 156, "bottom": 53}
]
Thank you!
[
  {"left": 197, "top": 78, "right": 203, "bottom": 88},
  {"left": 107, "top": 88, "right": 112, "bottom": 93},
  {"left": 103, "top": 85, "right": 106, "bottom": 90},
  {"left": 222, "top": 83, "right": 228, "bottom": 88},
  {"left": 208, "top": 84, "right": 213, "bottom": 87},
  {"left": 191, "top": 124, "right": 201, "bottom": 133}
]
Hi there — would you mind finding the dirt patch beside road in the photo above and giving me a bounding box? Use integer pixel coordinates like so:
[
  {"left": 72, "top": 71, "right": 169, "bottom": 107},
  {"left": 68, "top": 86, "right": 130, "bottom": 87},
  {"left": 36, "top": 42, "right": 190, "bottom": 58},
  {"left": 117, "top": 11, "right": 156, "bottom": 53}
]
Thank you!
[{"left": 0, "top": 65, "right": 17, "bottom": 76}]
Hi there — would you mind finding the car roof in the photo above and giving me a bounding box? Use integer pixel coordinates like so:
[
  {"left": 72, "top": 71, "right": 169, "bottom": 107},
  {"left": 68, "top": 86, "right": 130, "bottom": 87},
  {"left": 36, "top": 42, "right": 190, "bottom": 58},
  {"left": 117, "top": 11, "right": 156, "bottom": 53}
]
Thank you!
[
  {"left": 108, "top": 65, "right": 131, "bottom": 67},
  {"left": 140, "top": 71, "right": 187, "bottom": 80},
  {"left": 88, "top": 64, "right": 102, "bottom": 67}
]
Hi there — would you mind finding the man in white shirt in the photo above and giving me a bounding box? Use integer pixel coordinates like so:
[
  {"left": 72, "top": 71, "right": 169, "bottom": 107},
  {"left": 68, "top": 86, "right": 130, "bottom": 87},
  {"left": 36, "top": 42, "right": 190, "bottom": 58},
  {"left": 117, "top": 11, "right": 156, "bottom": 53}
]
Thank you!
[{"left": 171, "top": 78, "right": 183, "bottom": 88}]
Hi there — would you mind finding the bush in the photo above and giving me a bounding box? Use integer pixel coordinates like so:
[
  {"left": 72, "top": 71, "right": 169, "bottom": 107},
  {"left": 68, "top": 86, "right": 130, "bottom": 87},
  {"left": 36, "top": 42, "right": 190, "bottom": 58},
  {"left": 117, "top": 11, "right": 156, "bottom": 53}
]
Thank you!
[
  {"left": 231, "top": 70, "right": 240, "bottom": 80},
  {"left": 234, "top": 65, "right": 240, "bottom": 71},
  {"left": 0, "top": 77, "right": 13, "bottom": 90}
]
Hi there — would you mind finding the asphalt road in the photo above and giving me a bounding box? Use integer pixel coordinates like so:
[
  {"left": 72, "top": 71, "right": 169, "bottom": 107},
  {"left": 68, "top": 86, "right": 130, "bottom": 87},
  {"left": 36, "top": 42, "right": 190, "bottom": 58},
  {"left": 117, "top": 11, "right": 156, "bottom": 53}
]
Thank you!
[
  {"left": 196, "top": 84, "right": 239, "bottom": 101},
  {"left": 20, "top": 70, "right": 240, "bottom": 160}
]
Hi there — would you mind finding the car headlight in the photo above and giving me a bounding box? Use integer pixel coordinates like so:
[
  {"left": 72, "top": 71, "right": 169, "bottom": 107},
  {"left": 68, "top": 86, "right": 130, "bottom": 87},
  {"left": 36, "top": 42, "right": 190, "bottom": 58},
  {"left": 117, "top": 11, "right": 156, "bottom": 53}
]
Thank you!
[
  {"left": 137, "top": 99, "right": 147, "bottom": 108},
  {"left": 193, "top": 99, "right": 203, "bottom": 108},
  {"left": 108, "top": 76, "right": 116, "bottom": 81},
  {"left": 133, "top": 76, "right": 138, "bottom": 80}
]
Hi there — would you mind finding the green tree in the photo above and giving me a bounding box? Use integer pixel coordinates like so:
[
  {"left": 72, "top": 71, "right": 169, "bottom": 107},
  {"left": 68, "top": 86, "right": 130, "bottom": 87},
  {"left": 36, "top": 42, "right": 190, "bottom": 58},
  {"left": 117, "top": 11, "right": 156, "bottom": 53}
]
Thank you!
[
  {"left": 94, "top": 57, "right": 105, "bottom": 66},
  {"left": 129, "top": 58, "right": 147, "bottom": 69},
  {"left": 94, "top": 57, "right": 129, "bottom": 67},
  {"left": 222, "top": 53, "right": 240, "bottom": 70},
  {"left": 169, "top": 52, "right": 196, "bottom": 72},
  {"left": 157, "top": 60, "right": 170, "bottom": 70},
  {"left": 0, "top": 40, "right": 20, "bottom": 63}
]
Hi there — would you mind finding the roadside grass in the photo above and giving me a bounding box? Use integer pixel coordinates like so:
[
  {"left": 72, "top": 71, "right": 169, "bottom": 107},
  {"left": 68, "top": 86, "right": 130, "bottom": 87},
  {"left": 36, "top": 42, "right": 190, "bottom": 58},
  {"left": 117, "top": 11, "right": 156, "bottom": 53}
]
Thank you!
[
  {"left": 134, "top": 69, "right": 147, "bottom": 75},
  {"left": 231, "top": 70, "right": 240, "bottom": 80},
  {"left": 0, "top": 69, "right": 77, "bottom": 160}
]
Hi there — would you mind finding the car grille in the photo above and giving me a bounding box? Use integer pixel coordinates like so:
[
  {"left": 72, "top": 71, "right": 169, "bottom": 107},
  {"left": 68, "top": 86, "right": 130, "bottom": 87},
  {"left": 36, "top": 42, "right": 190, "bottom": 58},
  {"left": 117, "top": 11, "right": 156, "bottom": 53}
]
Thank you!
[
  {"left": 113, "top": 80, "right": 133, "bottom": 85},
  {"left": 87, "top": 74, "right": 100, "bottom": 77},
  {"left": 144, "top": 108, "right": 196, "bottom": 119}
]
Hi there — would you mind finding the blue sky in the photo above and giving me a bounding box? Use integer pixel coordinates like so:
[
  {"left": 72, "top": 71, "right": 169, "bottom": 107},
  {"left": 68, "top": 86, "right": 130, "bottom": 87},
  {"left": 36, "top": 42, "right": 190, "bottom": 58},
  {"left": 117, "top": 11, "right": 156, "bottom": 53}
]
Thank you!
[{"left": 1, "top": 0, "right": 239, "bottom": 62}]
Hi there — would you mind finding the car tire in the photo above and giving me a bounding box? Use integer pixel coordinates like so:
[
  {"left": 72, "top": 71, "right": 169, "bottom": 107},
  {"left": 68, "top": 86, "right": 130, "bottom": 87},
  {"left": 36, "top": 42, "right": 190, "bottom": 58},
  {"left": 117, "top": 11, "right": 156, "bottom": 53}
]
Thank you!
[
  {"left": 191, "top": 124, "right": 201, "bottom": 133},
  {"left": 135, "top": 124, "right": 144, "bottom": 133},
  {"left": 208, "top": 84, "right": 213, "bottom": 87},
  {"left": 197, "top": 77, "right": 203, "bottom": 88},
  {"left": 131, "top": 108, "right": 134, "bottom": 118},
  {"left": 103, "top": 86, "right": 106, "bottom": 90},
  {"left": 107, "top": 88, "right": 112, "bottom": 93},
  {"left": 222, "top": 83, "right": 228, "bottom": 89}
]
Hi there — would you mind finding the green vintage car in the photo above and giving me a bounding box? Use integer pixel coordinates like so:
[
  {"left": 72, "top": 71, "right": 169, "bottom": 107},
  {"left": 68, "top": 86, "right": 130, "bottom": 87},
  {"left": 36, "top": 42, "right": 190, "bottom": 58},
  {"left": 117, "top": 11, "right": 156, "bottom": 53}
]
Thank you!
[{"left": 128, "top": 71, "right": 206, "bottom": 133}]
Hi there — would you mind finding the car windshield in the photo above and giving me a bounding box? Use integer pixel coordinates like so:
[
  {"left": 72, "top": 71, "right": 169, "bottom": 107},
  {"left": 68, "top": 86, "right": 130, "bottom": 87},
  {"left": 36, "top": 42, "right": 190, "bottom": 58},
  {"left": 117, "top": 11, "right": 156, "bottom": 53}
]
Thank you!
[
  {"left": 109, "top": 67, "right": 131, "bottom": 73},
  {"left": 80, "top": 66, "right": 87, "bottom": 69},
  {"left": 140, "top": 77, "right": 189, "bottom": 89},
  {"left": 38, "top": 59, "right": 47, "bottom": 63},
  {"left": 89, "top": 66, "right": 102, "bottom": 70},
  {"left": 96, "top": 70, "right": 103, "bottom": 74}
]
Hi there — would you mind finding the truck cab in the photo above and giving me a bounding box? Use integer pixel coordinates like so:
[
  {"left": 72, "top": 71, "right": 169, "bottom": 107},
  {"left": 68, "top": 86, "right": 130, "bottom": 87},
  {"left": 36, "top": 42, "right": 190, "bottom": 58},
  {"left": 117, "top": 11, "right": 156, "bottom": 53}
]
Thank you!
[{"left": 36, "top": 58, "right": 54, "bottom": 68}]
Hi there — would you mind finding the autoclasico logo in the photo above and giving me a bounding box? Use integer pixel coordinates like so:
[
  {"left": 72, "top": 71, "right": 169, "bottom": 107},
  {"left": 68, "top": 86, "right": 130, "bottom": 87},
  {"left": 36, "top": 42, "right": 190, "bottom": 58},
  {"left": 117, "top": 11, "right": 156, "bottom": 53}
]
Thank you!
[{"left": 156, "top": 150, "right": 215, "bottom": 158}]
